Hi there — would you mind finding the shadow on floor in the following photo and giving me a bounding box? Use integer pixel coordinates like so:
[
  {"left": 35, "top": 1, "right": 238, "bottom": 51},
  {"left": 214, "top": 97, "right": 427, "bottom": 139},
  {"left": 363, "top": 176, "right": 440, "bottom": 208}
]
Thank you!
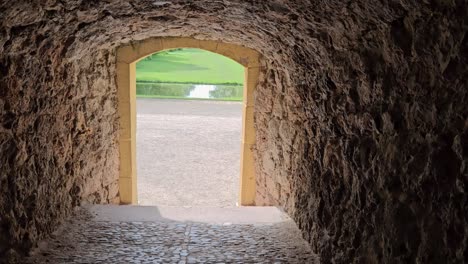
[{"left": 23, "top": 205, "right": 320, "bottom": 263}]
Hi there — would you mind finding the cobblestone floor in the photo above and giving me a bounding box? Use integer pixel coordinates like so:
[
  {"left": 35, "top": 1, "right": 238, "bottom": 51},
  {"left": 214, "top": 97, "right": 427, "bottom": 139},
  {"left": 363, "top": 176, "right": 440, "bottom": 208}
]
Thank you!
[{"left": 24, "top": 206, "right": 318, "bottom": 264}]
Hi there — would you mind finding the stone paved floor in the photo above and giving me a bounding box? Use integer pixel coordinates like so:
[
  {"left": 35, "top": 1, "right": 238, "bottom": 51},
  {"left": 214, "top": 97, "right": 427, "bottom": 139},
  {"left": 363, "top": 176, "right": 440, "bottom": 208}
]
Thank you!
[{"left": 24, "top": 206, "right": 318, "bottom": 264}]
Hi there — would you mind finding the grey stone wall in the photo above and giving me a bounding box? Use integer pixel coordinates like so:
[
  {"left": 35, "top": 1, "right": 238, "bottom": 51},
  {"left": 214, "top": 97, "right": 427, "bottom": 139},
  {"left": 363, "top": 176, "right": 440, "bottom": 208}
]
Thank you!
[{"left": 0, "top": 1, "right": 467, "bottom": 263}]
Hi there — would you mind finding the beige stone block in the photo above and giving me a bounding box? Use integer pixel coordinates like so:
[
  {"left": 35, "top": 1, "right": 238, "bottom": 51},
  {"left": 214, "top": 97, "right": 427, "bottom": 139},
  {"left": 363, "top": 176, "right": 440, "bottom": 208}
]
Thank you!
[
  {"left": 199, "top": 40, "right": 218, "bottom": 53},
  {"left": 119, "top": 140, "right": 132, "bottom": 178},
  {"left": 117, "top": 44, "right": 139, "bottom": 64},
  {"left": 134, "top": 38, "right": 163, "bottom": 62},
  {"left": 216, "top": 43, "right": 243, "bottom": 65},
  {"left": 129, "top": 63, "right": 137, "bottom": 98},
  {"left": 116, "top": 62, "right": 131, "bottom": 102},
  {"left": 242, "top": 106, "right": 255, "bottom": 145},
  {"left": 240, "top": 145, "right": 255, "bottom": 179},
  {"left": 217, "top": 43, "right": 260, "bottom": 67},
  {"left": 119, "top": 177, "right": 133, "bottom": 204},
  {"left": 118, "top": 102, "right": 131, "bottom": 138},
  {"left": 162, "top": 37, "right": 200, "bottom": 50},
  {"left": 240, "top": 144, "right": 256, "bottom": 205}
]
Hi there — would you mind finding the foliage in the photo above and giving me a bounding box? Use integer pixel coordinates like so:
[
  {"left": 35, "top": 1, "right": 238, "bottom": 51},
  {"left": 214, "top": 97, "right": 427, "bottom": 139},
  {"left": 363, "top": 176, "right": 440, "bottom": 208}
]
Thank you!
[{"left": 136, "top": 82, "right": 243, "bottom": 101}]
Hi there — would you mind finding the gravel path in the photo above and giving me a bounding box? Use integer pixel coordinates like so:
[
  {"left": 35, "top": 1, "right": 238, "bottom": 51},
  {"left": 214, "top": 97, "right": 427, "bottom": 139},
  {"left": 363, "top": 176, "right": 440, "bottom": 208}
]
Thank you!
[{"left": 136, "top": 99, "right": 242, "bottom": 206}]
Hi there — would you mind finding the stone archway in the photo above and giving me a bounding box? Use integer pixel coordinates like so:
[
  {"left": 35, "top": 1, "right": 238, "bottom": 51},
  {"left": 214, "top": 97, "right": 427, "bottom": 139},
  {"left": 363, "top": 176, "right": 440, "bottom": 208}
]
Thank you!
[{"left": 116, "top": 37, "right": 262, "bottom": 206}]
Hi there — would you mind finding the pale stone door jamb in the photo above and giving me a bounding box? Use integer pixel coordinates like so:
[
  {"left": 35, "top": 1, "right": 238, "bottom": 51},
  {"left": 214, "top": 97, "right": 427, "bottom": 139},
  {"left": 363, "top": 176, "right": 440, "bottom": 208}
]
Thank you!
[{"left": 116, "top": 37, "right": 261, "bottom": 206}]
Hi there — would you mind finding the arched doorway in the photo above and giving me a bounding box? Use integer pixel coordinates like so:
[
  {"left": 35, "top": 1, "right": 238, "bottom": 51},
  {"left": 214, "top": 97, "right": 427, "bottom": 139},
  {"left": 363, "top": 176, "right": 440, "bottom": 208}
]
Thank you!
[{"left": 116, "top": 37, "right": 261, "bottom": 206}]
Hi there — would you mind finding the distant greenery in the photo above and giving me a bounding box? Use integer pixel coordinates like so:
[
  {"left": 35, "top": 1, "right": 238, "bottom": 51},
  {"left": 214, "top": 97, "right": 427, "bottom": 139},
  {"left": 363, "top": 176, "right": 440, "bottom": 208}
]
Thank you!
[
  {"left": 136, "top": 48, "right": 244, "bottom": 85},
  {"left": 137, "top": 82, "right": 192, "bottom": 97},
  {"left": 209, "top": 85, "right": 243, "bottom": 99},
  {"left": 136, "top": 82, "right": 243, "bottom": 101},
  {"left": 136, "top": 94, "right": 242, "bottom": 102}
]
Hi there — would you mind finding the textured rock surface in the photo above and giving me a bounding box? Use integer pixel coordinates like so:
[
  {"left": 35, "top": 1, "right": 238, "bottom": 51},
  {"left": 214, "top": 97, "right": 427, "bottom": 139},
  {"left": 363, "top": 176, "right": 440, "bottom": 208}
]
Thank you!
[{"left": 1, "top": 0, "right": 467, "bottom": 263}]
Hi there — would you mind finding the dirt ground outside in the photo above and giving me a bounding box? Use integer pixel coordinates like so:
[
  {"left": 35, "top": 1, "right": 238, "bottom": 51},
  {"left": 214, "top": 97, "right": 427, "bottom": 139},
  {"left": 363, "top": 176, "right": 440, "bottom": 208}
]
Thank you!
[{"left": 136, "top": 99, "right": 242, "bottom": 207}]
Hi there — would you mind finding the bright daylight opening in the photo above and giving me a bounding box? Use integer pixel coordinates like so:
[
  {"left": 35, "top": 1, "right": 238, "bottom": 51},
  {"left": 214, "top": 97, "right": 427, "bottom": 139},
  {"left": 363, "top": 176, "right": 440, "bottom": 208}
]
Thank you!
[{"left": 135, "top": 48, "right": 244, "bottom": 206}]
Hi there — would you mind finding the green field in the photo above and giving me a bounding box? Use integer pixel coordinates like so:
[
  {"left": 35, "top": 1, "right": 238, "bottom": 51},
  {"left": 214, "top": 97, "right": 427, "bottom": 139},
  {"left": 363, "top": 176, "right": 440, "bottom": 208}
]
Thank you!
[{"left": 136, "top": 48, "right": 244, "bottom": 84}]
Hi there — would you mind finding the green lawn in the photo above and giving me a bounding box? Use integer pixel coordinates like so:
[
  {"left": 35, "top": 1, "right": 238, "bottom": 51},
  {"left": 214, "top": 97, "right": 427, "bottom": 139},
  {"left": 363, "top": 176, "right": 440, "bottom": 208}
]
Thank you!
[{"left": 136, "top": 48, "right": 244, "bottom": 84}]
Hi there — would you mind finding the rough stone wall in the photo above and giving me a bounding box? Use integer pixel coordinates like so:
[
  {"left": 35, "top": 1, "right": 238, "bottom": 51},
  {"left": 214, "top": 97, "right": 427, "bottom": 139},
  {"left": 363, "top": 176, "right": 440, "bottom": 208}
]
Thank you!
[
  {"left": 1, "top": 0, "right": 467, "bottom": 263},
  {"left": 284, "top": 5, "right": 468, "bottom": 264},
  {"left": 0, "top": 3, "right": 121, "bottom": 258},
  {"left": 254, "top": 1, "right": 468, "bottom": 263}
]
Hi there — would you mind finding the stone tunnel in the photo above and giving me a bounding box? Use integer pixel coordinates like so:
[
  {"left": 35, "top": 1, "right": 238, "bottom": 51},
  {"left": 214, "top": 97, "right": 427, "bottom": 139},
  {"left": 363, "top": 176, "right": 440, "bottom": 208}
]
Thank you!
[{"left": 0, "top": 0, "right": 467, "bottom": 263}]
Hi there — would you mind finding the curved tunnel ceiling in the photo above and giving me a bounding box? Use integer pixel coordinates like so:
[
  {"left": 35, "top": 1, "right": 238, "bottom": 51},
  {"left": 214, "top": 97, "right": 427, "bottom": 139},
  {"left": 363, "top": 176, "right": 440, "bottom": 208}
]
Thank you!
[{"left": 0, "top": 1, "right": 467, "bottom": 263}]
